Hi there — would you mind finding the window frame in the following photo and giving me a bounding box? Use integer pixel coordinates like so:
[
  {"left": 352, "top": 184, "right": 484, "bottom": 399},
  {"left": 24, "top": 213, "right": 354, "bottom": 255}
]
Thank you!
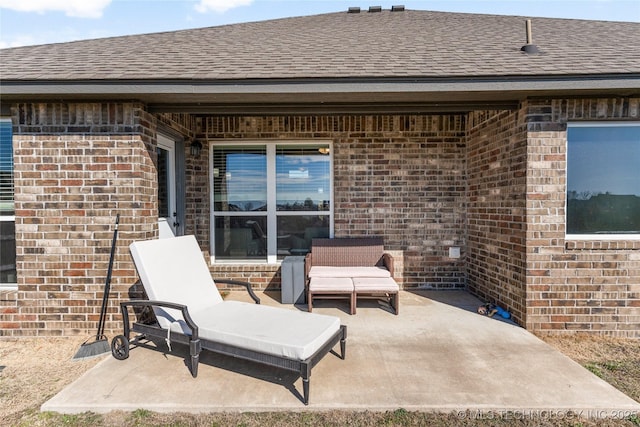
[
  {"left": 0, "top": 117, "right": 17, "bottom": 289},
  {"left": 565, "top": 121, "right": 640, "bottom": 241},
  {"left": 209, "top": 140, "right": 334, "bottom": 264}
]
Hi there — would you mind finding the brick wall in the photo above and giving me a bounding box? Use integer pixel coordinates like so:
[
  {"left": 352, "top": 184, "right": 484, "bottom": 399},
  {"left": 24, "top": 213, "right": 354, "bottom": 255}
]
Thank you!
[
  {"left": 2, "top": 102, "right": 158, "bottom": 337},
  {"left": 5, "top": 100, "right": 637, "bottom": 338},
  {"left": 0, "top": 290, "right": 18, "bottom": 331},
  {"left": 525, "top": 98, "right": 640, "bottom": 337},
  {"left": 466, "top": 110, "right": 528, "bottom": 325},
  {"left": 200, "top": 115, "right": 468, "bottom": 289}
]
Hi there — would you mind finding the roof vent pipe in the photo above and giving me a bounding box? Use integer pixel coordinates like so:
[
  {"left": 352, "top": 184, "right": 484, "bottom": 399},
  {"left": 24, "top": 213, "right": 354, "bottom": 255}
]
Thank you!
[
  {"left": 391, "top": 5, "right": 405, "bottom": 12},
  {"left": 369, "top": 6, "right": 382, "bottom": 12},
  {"left": 520, "top": 19, "right": 539, "bottom": 54},
  {"left": 348, "top": 7, "right": 360, "bottom": 13}
]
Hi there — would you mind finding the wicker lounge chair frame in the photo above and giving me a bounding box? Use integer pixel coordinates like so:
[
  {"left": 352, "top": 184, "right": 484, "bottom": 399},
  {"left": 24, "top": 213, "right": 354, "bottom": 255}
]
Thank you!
[
  {"left": 111, "top": 238, "right": 346, "bottom": 405},
  {"left": 113, "top": 295, "right": 346, "bottom": 405}
]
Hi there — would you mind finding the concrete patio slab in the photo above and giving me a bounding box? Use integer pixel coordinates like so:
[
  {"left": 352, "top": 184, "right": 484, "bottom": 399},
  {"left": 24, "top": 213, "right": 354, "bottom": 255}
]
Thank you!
[{"left": 43, "top": 290, "right": 640, "bottom": 416}]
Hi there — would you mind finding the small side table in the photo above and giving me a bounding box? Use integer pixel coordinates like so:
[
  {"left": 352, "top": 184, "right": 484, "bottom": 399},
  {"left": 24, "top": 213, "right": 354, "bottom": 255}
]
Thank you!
[{"left": 281, "top": 256, "right": 306, "bottom": 304}]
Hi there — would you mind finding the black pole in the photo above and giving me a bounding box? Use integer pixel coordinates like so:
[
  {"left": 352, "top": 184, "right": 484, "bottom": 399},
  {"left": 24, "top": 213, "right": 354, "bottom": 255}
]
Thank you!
[{"left": 96, "top": 214, "right": 120, "bottom": 339}]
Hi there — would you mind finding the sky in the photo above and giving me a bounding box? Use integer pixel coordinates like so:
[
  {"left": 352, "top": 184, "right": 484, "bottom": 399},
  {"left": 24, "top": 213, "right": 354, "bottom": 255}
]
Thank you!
[{"left": 0, "top": 0, "right": 639, "bottom": 49}]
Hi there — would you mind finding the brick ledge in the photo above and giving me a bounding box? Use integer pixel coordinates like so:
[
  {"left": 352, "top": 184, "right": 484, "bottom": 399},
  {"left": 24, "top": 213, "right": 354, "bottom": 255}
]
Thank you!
[{"left": 565, "top": 240, "right": 640, "bottom": 250}]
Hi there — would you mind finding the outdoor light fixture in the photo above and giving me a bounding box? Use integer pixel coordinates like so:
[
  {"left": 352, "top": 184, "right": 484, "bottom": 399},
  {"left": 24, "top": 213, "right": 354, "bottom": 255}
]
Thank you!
[{"left": 190, "top": 140, "right": 203, "bottom": 157}]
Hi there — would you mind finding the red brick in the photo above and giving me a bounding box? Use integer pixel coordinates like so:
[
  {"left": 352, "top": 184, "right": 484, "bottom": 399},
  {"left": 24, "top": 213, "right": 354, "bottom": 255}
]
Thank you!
[{"left": 0, "top": 322, "right": 20, "bottom": 329}]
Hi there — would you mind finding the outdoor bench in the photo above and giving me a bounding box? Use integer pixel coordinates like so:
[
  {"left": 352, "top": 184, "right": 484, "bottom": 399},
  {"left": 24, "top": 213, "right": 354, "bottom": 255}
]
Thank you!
[{"left": 305, "top": 238, "right": 399, "bottom": 315}]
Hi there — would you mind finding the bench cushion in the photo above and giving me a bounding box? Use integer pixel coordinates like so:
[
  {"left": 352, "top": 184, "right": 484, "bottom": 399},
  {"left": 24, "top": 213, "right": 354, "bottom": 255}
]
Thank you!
[
  {"left": 353, "top": 277, "right": 399, "bottom": 292},
  {"left": 308, "top": 266, "right": 391, "bottom": 278},
  {"left": 309, "top": 277, "right": 354, "bottom": 292}
]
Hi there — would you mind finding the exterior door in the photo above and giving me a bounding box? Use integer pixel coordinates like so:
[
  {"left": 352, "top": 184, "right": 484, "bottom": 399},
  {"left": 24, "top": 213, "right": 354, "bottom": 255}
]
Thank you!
[{"left": 157, "top": 134, "right": 178, "bottom": 238}]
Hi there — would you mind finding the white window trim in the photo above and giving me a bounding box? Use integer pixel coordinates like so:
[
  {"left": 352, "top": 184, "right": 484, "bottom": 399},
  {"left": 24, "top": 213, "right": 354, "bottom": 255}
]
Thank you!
[
  {"left": 209, "top": 140, "right": 334, "bottom": 265},
  {"left": 566, "top": 121, "right": 640, "bottom": 241},
  {"left": 567, "top": 234, "right": 640, "bottom": 241}
]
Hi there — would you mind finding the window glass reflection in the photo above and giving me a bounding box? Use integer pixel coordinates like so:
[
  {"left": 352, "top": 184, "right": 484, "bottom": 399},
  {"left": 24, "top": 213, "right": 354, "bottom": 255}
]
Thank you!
[
  {"left": 277, "top": 215, "right": 329, "bottom": 258},
  {"left": 214, "top": 216, "right": 267, "bottom": 260},
  {"left": 213, "top": 147, "right": 267, "bottom": 212},
  {"left": 276, "top": 146, "right": 330, "bottom": 211},
  {"left": 567, "top": 125, "right": 640, "bottom": 234}
]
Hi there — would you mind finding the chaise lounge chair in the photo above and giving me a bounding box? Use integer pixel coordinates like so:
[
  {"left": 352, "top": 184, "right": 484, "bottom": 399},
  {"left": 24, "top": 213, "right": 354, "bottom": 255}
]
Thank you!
[{"left": 110, "top": 235, "right": 346, "bottom": 405}]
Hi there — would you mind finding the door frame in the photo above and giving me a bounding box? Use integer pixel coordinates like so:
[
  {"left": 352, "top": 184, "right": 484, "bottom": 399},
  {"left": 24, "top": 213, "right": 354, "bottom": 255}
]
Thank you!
[{"left": 157, "top": 130, "right": 186, "bottom": 237}]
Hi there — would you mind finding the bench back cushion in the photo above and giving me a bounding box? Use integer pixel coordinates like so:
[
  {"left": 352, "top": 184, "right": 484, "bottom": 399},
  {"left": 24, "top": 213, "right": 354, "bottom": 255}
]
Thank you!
[{"left": 310, "top": 238, "right": 384, "bottom": 267}]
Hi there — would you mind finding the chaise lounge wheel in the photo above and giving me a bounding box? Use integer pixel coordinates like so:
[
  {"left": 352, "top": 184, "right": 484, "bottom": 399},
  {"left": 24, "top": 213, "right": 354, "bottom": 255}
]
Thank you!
[{"left": 111, "top": 335, "right": 130, "bottom": 360}]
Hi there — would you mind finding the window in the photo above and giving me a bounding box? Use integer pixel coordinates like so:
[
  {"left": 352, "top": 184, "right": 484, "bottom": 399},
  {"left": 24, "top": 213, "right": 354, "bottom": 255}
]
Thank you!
[
  {"left": 566, "top": 123, "right": 640, "bottom": 238},
  {"left": 211, "top": 142, "right": 332, "bottom": 263},
  {"left": 0, "top": 118, "right": 16, "bottom": 287}
]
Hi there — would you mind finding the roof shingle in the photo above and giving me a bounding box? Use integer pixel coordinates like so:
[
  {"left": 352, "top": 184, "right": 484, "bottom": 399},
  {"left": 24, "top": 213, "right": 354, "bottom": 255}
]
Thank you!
[{"left": 2, "top": 9, "right": 639, "bottom": 82}]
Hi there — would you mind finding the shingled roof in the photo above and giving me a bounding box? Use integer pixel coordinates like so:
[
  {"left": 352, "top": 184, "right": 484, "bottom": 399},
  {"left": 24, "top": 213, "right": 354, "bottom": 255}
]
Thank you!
[{"left": 1, "top": 8, "right": 639, "bottom": 112}]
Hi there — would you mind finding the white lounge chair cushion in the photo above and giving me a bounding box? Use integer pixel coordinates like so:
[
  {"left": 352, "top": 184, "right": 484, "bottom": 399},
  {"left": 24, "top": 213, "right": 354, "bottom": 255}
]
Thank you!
[
  {"left": 130, "top": 235, "right": 224, "bottom": 330},
  {"left": 159, "top": 302, "right": 341, "bottom": 360},
  {"left": 308, "top": 266, "right": 391, "bottom": 278},
  {"left": 192, "top": 301, "right": 340, "bottom": 359},
  {"left": 130, "top": 235, "right": 342, "bottom": 360}
]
